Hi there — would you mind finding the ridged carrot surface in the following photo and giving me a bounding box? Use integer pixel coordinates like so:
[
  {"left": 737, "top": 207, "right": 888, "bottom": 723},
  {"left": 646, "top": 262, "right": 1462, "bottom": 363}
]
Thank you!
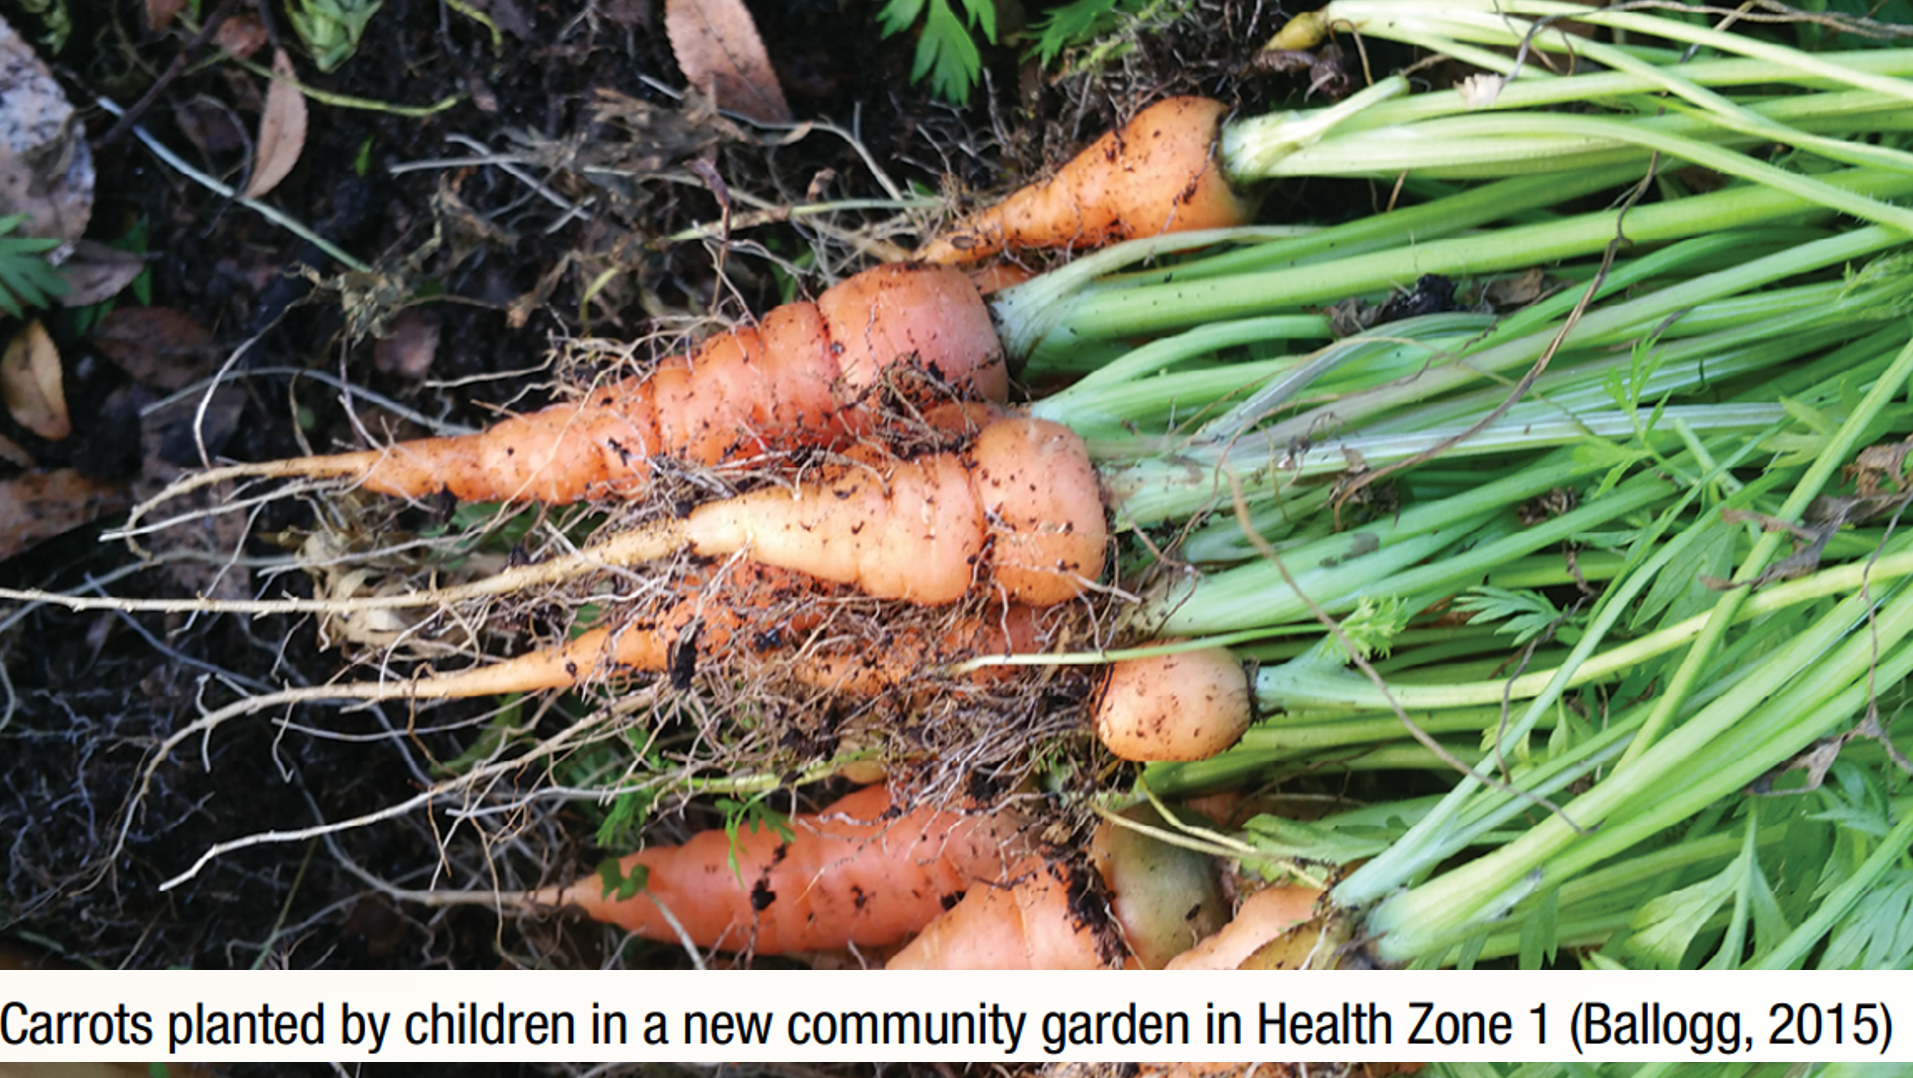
[
  {"left": 542, "top": 784, "right": 1028, "bottom": 954},
  {"left": 254, "top": 262, "right": 1006, "bottom": 504}
]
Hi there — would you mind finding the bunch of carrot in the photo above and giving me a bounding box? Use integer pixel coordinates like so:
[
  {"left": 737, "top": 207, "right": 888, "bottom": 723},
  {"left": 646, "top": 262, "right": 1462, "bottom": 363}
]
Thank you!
[{"left": 98, "top": 0, "right": 1913, "bottom": 970}]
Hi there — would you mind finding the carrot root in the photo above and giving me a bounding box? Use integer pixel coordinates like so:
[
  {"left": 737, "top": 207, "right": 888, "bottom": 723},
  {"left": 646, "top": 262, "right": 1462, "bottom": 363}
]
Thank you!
[
  {"left": 1094, "top": 646, "right": 1252, "bottom": 762},
  {"left": 920, "top": 97, "right": 1258, "bottom": 265},
  {"left": 884, "top": 855, "right": 1121, "bottom": 969},
  {"left": 540, "top": 783, "right": 1030, "bottom": 955},
  {"left": 144, "top": 263, "right": 1005, "bottom": 513},
  {"left": 1164, "top": 884, "right": 1328, "bottom": 970}
]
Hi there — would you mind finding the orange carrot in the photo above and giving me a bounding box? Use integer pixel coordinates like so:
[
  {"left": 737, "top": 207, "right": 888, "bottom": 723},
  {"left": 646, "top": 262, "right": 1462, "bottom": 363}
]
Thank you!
[
  {"left": 887, "top": 806, "right": 1232, "bottom": 970},
  {"left": 148, "top": 263, "right": 1006, "bottom": 508},
  {"left": 1163, "top": 884, "right": 1327, "bottom": 969},
  {"left": 310, "top": 562, "right": 1040, "bottom": 702},
  {"left": 538, "top": 783, "right": 1028, "bottom": 954},
  {"left": 1093, "top": 645, "right": 1252, "bottom": 761},
  {"left": 682, "top": 415, "right": 1108, "bottom": 605},
  {"left": 525, "top": 414, "right": 1107, "bottom": 607},
  {"left": 885, "top": 855, "right": 1121, "bottom": 969},
  {"left": 920, "top": 97, "right": 1258, "bottom": 265}
]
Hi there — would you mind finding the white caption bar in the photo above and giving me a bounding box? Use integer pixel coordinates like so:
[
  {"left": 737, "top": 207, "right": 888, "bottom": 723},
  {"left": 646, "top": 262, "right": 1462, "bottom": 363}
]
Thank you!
[{"left": 0, "top": 970, "right": 1904, "bottom": 1064}]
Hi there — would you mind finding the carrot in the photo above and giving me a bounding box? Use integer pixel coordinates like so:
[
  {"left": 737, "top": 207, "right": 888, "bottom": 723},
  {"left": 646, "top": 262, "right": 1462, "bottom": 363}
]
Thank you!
[
  {"left": 536, "top": 783, "right": 1029, "bottom": 954},
  {"left": 689, "top": 414, "right": 1107, "bottom": 604},
  {"left": 919, "top": 97, "right": 1258, "bottom": 265},
  {"left": 135, "top": 262, "right": 1006, "bottom": 510},
  {"left": 887, "top": 805, "right": 1231, "bottom": 969},
  {"left": 884, "top": 855, "right": 1121, "bottom": 969},
  {"left": 1089, "top": 805, "right": 1230, "bottom": 968},
  {"left": 464, "top": 414, "right": 1108, "bottom": 607},
  {"left": 1094, "top": 645, "right": 1252, "bottom": 761},
  {"left": 1163, "top": 883, "right": 1328, "bottom": 969},
  {"left": 288, "top": 561, "right": 1040, "bottom": 702}
]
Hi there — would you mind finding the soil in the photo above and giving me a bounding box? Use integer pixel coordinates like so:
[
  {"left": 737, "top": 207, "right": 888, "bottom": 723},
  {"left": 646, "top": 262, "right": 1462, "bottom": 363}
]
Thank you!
[{"left": 0, "top": 0, "right": 1361, "bottom": 996}]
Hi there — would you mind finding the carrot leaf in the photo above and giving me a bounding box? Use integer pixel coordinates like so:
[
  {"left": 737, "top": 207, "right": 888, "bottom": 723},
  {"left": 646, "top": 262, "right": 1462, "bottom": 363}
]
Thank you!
[
  {"left": 595, "top": 857, "right": 648, "bottom": 902},
  {"left": 876, "top": 0, "right": 995, "bottom": 104},
  {"left": 0, "top": 214, "right": 67, "bottom": 320}
]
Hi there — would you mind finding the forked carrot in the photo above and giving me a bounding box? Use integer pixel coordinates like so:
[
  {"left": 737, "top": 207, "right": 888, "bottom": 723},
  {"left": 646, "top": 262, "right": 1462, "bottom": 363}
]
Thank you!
[
  {"left": 536, "top": 783, "right": 1030, "bottom": 954},
  {"left": 919, "top": 97, "right": 1258, "bottom": 264}
]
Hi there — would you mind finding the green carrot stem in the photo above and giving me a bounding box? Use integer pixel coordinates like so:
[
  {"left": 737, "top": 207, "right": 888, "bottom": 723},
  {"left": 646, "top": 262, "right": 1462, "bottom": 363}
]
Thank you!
[
  {"left": 1363, "top": 585, "right": 1913, "bottom": 959},
  {"left": 1329, "top": 437, "right": 1778, "bottom": 904},
  {"left": 1260, "top": 94, "right": 1913, "bottom": 185},
  {"left": 1254, "top": 223, "right": 1910, "bottom": 451},
  {"left": 1619, "top": 334, "right": 1913, "bottom": 768},
  {"left": 1024, "top": 172, "right": 1913, "bottom": 363},
  {"left": 1262, "top": 540, "right": 1913, "bottom": 714}
]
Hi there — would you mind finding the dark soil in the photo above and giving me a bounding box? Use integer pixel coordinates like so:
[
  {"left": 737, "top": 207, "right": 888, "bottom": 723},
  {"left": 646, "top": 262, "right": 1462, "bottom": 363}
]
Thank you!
[{"left": 0, "top": 0, "right": 1334, "bottom": 983}]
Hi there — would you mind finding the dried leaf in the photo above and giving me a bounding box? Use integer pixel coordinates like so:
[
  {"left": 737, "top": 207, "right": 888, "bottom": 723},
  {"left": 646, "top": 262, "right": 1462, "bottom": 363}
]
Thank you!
[
  {"left": 0, "top": 468, "right": 130, "bottom": 561},
  {"left": 1483, "top": 267, "right": 1551, "bottom": 308},
  {"left": 243, "top": 49, "right": 309, "bottom": 200},
  {"left": 54, "top": 240, "right": 146, "bottom": 307},
  {"left": 215, "top": 15, "right": 270, "bottom": 60},
  {"left": 145, "top": 0, "right": 188, "bottom": 31},
  {"left": 0, "top": 19, "right": 94, "bottom": 256},
  {"left": 2, "top": 320, "right": 68, "bottom": 440},
  {"left": 93, "top": 306, "right": 216, "bottom": 390},
  {"left": 664, "top": 0, "right": 791, "bottom": 125}
]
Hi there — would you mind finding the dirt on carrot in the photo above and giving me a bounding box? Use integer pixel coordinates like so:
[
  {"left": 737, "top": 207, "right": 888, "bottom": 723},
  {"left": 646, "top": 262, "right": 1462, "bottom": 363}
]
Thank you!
[
  {"left": 538, "top": 782, "right": 1033, "bottom": 955},
  {"left": 920, "top": 97, "right": 1258, "bottom": 264}
]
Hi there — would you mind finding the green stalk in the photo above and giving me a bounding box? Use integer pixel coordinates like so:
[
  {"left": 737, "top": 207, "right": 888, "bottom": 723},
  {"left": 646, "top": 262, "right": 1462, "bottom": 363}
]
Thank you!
[
  {"left": 1329, "top": 435, "right": 1775, "bottom": 904},
  {"left": 1328, "top": 52, "right": 1913, "bottom": 126},
  {"left": 1102, "top": 165, "right": 1649, "bottom": 289},
  {"left": 1261, "top": 541, "right": 1913, "bottom": 714},
  {"left": 1520, "top": 627, "right": 1913, "bottom": 900},
  {"left": 1020, "top": 173, "right": 1913, "bottom": 362},
  {"left": 1262, "top": 94, "right": 1913, "bottom": 185},
  {"left": 1255, "top": 224, "right": 1909, "bottom": 450},
  {"left": 1619, "top": 335, "right": 1913, "bottom": 768},
  {"left": 1146, "top": 451, "right": 1657, "bottom": 633},
  {"left": 1316, "top": 0, "right": 1913, "bottom": 106},
  {"left": 1363, "top": 585, "right": 1913, "bottom": 959}
]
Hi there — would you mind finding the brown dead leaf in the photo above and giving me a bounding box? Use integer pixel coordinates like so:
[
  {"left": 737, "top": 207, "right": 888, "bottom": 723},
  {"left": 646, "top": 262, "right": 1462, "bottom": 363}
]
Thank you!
[
  {"left": 93, "top": 306, "right": 216, "bottom": 390},
  {"left": 2, "top": 321, "right": 68, "bottom": 440},
  {"left": 215, "top": 15, "right": 269, "bottom": 60},
  {"left": 0, "top": 18, "right": 94, "bottom": 256},
  {"left": 242, "top": 49, "right": 308, "bottom": 200},
  {"left": 54, "top": 240, "right": 147, "bottom": 307},
  {"left": 0, "top": 468, "right": 129, "bottom": 561},
  {"left": 145, "top": 0, "right": 188, "bottom": 30},
  {"left": 664, "top": 0, "right": 791, "bottom": 125},
  {"left": 1483, "top": 267, "right": 1552, "bottom": 308}
]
